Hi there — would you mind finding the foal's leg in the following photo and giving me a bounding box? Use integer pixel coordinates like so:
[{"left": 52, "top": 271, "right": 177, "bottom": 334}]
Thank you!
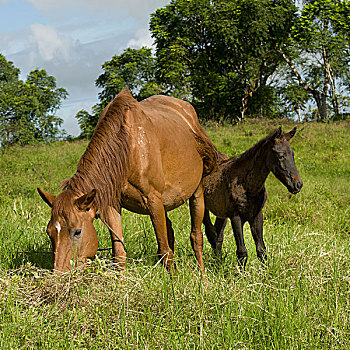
[
  {"left": 165, "top": 213, "right": 175, "bottom": 254},
  {"left": 147, "top": 192, "right": 174, "bottom": 272},
  {"left": 230, "top": 216, "right": 248, "bottom": 268},
  {"left": 203, "top": 209, "right": 217, "bottom": 250},
  {"left": 104, "top": 206, "right": 126, "bottom": 270},
  {"left": 214, "top": 217, "right": 228, "bottom": 259},
  {"left": 165, "top": 213, "right": 177, "bottom": 271},
  {"left": 249, "top": 210, "right": 267, "bottom": 262},
  {"left": 203, "top": 209, "right": 227, "bottom": 260},
  {"left": 189, "top": 184, "right": 205, "bottom": 273}
]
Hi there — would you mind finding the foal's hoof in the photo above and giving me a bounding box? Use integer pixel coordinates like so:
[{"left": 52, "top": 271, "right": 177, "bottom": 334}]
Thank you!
[
  {"left": 258, "top": 255, "right": 268, "bottom": 267},
  {"left": 237, "top": 256, "right": 248, "bottom": 270},
  {"left": 258, "top": 252, "right": 267, "bottom": 265},
  {"left": 214, "top": 247, "right": 223, "bottom": 261}
]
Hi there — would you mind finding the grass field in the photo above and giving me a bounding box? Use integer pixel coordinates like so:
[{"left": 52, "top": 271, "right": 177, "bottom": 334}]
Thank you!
[{"left": 0, "top": 120, "right": 349, "bottom": 349}]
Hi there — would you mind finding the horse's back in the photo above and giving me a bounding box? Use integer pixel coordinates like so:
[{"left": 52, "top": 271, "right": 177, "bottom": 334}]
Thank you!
[
  {"left": 140, "top": 95, "right": 217, "bottom": 177},
  {"left": 140, "top": 95, "right": 199, "bottom": 130}
]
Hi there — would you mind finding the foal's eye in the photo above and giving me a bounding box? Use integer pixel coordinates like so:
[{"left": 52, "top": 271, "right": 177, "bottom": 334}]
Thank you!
[
  {"left": 278, "top": 154, "right": 286, "bottom": 160},
  {"left": 71, "top": 228, "right": 82, "bottom": 238}
]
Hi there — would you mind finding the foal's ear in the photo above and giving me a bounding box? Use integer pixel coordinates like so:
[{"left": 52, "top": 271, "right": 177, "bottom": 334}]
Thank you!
[
  {"left": 37, "top": 187, "right": 56, "bottom": 208},
  {"left": 75, "top": 189, "right": 96, "bottom": 211},
  {"left": 284, "top": 127, "right": 297, "bottom": 141},
  {"left": 271, "top": 126, "right": 282, "bottom": 143}
]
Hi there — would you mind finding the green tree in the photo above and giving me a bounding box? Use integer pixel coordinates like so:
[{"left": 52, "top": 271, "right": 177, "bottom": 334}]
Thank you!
[
  {"left": 333, "top": 0, "right": 350, "bottom": 100},
  {"left": 96, "top": 47, "right": 163, "bottom": 105},
  {"left": 279, "top": 0, "right": 350, "bottom": 120},
  {"left": 0, "top": 54, "right": 68, "bottom": 146},
  {"left": 0, "top": 54, "right": 20, "bottom": 83},
  {"left": 279, "top": 84, "right": 310, "bottom": 121},
  {"left": 150, "top": 0, "right": 298, "bottom": 121},
  {"left": 75, "top": 109, "right": 99, "bottom": 139},
  {"left": 26, "top": 69, "right": 69, "bottom": 140}
]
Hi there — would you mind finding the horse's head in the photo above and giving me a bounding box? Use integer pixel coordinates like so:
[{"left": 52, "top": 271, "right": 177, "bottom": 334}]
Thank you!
[
  {"left": 37, "top": 187, "right": 98, "bottom": 273},
  {"left": 267, "top": 127, "right": 303, "bottom": 194}
]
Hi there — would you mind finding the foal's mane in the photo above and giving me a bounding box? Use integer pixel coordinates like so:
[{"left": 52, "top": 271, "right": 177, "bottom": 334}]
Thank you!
[
  {"left": 227, "top": 129, "right": 278, "bottom": 164},
  {"left": 62, "top": 89, "right": 134, "bottom": 213}
]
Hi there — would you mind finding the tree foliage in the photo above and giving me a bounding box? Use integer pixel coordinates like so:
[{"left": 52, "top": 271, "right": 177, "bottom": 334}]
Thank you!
[
  {"left": 0, "top": 54, "right": 68, "bottom": 146},
  {"left": 96, "top": 47, "right": 162, "bottom": 105},
  {"left": 279, "top": 0, "right": 350, "bottom": 120},
  {"left": 150, "top": 0, "right": 298, "bottom": 121},
  {"left": 77, "top": 0, "right": 350, "bottom": 136}
]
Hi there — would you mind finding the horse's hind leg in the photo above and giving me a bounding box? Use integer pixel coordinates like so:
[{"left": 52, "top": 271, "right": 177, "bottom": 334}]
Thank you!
[
  {"left": 148, "top": 192, "right": 174, "bottom": 272},
  {"left": 189, "top": 184, "right": 205, "bottom": 273},
  {"left": 249, "top": 210, "right": 266, "bottom": 263}
]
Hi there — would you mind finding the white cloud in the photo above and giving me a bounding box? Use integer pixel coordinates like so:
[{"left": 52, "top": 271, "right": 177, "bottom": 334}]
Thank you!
[
  {"left": 127, "top": 28, "right": 154, "bottom": 49},
  {"left": 3, "top": 0, "right": 170, "bottom": 135},
  {"left": 29, "top": 23, "right": 71, "bottom": 62}
]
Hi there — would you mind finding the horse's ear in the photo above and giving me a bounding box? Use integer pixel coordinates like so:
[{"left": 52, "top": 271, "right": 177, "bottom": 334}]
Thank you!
[
  {"left": 37, "top": 187, "right": 56, "bottom": 208},
  {"left": 75, "top": 189, "right": 96, "bottom": 211},
  {"left": 285, "top": 127, "right": 297, "bottom": 141},
  {"left": 271, "top": 126, "right": 282, "bottom": 143}
]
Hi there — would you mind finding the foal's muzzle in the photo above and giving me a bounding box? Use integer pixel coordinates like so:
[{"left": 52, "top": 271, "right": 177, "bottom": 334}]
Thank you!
[{"left": 289, "top": 180, "right": 303, "bottom": 194}]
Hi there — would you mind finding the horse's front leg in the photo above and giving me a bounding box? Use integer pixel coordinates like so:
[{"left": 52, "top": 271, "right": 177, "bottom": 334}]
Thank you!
[
  {"left": 230, "top": 215, "right": 248, "bottom": 269},
  {"left": 249, "top": 210, "right": 266, "bottom": 263},
  {"left": 147, "top": 192, "right": 174, "bottom": 272},
  {"left": 189, "top": 184, "right": 205, "bottom": 273},
  {"left": 103, "top": 206, "right": 126, "bottom": 270}
]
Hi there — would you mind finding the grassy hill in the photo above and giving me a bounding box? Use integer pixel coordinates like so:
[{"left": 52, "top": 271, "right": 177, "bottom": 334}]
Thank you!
[{"left": 0, "top": 120, "right": 349, "bottom": 349}]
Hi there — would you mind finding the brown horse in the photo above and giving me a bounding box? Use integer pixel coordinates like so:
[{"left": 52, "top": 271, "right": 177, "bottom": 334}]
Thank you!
[
  {"left": 38, "top": 89, "right": 217, "bottom": 273},
  {"left": 203, "top": 127, "right": 303, "bottom": 266}
]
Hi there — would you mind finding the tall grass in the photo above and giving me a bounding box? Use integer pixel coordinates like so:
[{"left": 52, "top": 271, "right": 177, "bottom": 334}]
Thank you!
[{"left": 0, "top": 120, "right": 349, "bottom": 349}]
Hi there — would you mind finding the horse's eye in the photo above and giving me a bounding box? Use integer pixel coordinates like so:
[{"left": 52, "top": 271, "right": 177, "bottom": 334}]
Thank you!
[
  {"left": 71, "top": 228, "right": 82, "bottom": 238},
  {"left": 278, "top": 154, "right": 286, "bottom": 160}
]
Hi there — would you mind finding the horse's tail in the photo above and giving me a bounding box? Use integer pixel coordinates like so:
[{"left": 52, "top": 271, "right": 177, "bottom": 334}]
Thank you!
[{"left": 192, "top": 124, "right": 218, "bottom": 177}]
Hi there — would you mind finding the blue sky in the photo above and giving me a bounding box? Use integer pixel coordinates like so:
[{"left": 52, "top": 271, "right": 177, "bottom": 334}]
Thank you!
[{"left": 0, "top": 0, "right": 170, "bottom": 135}]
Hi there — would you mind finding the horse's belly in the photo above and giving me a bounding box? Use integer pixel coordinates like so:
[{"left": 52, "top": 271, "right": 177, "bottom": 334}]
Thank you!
[
  {"left": 121, "top": 196, "right": 149, "bottom": 215},
  {"left": 121, "top": 179, "right": 200, "bottom": 214},
  {"left": 161, "top": 186, "right": 190, "bottom": 211}
]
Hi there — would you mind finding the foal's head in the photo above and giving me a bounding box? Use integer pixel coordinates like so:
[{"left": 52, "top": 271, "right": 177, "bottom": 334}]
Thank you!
[
  {"left": 266, "top": 127, "right": 303, "bottom": 194},
  {"left": 37, "top": 187, "right": 98, "bottom": 272}
]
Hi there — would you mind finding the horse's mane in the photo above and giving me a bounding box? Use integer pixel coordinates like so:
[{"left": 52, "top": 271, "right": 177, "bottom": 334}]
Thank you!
[
  {"left": 62, "top": 89, "right": 134, "bottom": 213},
  {"left": 223, "top": 129, "right": 279, "bottom": 165}
]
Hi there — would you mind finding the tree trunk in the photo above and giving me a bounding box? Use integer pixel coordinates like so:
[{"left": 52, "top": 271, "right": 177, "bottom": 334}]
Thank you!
[
  {"left": 279, "top": 49, "right": 330, "bottom": 121},
  {"left": 240, "top": 89, "right": 249, "bottom": 121},
  {"left": 323, "top": 47, "right": 339, "bottom": 116},
  {"left": 297, "top": 103, "right": 302, "bottom": 122}
]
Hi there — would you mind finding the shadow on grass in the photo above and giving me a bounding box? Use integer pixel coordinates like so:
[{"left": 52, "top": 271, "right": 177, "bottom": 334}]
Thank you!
[{"left": 10, "top": 244, "right": 53, "bottom": 270}]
